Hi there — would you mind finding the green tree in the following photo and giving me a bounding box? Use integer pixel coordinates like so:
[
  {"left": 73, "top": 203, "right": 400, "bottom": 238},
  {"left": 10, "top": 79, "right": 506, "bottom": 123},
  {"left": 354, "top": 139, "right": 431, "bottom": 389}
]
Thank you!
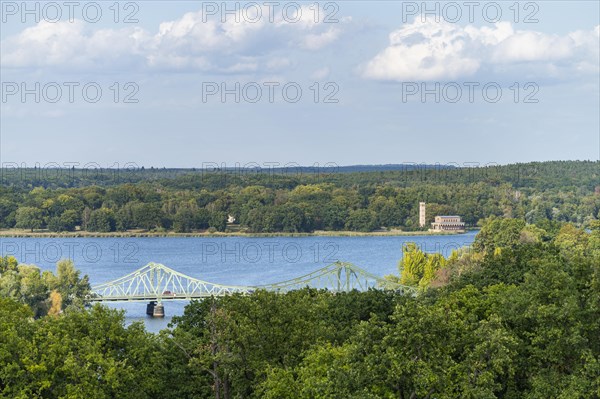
[
  {"left": 322, "top": 202, "right": 348, "bottom": 231},
  {"left": 553, "top": 223, "right": 589, "bottom": 255},
  {"left": 345, "top": 209, "right": 377, "bottom": 232},
  {"left": 16, "top": 264, "right": 49, "bottom": 317},
  {"left": 87, "top": 208, "right": 116, "bottom": 232},
  {"left": 15, "top": 206, "right": 43, "bottom": 232},
  {"left": 0, "top": 256, "right": 18, "bottom": 273},
  {"left": 47, "top": 209, "right": 79, "bottom": 232},
  {"left": 173, "top": 207, "right": 196, "bottom": 232},
  {"left": 208, "top": 211, "right": 227, "bottom": 232},
  {"left": 47, "top": 260, "right": 91, "bottom": 309},
  {"left": 398, "top": 243, "right": 427, "bottom": 286},
  {"left": 0, "top": 297, "right": 34, "bottom": 398},
  {"left": 473, "top": 217, "right": 527, "bottom": 252},
  {"left": 0, "top": 198, "right": 18, "bottom": 228},
  {"left": 133, "top": 203, "right": 163, "bottom": 230},
  {"left": 418, "top": 253, "right": 446, "bottom": 290}
]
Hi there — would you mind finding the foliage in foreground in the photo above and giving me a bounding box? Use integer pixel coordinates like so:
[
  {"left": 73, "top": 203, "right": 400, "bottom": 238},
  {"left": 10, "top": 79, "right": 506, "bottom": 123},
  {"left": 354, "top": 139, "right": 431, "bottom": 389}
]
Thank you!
[
  {"left": 0, "top": 221, "right": 599, "bottom": 398},
  {"left": 0, "top": 258, "right": 90, "bottom": 318}
]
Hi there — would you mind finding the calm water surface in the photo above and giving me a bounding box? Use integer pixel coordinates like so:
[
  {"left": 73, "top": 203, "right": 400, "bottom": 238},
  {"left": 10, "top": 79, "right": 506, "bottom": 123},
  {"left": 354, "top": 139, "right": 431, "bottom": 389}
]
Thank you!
[{"left": 0, "top": 232, "right": 477, "bottom": 332}]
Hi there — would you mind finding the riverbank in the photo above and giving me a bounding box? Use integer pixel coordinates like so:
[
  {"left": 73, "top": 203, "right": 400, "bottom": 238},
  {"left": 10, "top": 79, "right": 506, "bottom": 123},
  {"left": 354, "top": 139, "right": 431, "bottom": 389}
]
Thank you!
[{"left": 0, "top": 228, "right": 474, "bottom": 238}]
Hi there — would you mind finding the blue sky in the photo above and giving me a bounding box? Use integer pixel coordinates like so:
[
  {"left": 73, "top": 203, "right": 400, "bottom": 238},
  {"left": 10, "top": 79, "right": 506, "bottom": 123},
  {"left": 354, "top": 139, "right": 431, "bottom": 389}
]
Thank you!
[{"left": 1, "top": 1, "right": 599, "bottom": 168}]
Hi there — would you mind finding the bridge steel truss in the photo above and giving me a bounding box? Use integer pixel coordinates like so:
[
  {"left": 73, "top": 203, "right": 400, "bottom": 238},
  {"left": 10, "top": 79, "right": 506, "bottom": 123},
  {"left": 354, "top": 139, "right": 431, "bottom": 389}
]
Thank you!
[{"left": 88, "top": 261, "right": 416, "bottom": 303}]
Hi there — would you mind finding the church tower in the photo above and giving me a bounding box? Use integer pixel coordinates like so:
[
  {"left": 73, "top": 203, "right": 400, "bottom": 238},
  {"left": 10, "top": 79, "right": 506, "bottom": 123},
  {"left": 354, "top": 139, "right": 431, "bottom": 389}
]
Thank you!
[{"left": 419, "top": 202, "right": 426, "bottom": 228}]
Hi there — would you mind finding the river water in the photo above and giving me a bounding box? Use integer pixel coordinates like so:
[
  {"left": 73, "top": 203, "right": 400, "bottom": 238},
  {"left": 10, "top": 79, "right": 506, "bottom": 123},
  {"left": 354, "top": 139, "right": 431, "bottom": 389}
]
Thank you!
[{"left": 0, "top": 232, "right": 477, "bottom": 332}]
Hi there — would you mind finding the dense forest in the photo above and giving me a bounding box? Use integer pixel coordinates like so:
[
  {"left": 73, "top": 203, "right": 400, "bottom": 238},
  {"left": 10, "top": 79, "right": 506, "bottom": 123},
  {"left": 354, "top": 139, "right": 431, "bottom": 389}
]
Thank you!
[
  {"left": 0, "top": 161, "right": 598, "bottom": 233},
  {"left": 0, "top": 219, "right": 598, "bottom": 398}
]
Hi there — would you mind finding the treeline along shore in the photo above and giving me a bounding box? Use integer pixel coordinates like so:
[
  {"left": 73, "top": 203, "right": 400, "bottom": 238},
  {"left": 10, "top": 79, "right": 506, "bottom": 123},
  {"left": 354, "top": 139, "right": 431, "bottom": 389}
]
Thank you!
[{"left": 0, "top": 161, "right": 598, "bottom": 234}]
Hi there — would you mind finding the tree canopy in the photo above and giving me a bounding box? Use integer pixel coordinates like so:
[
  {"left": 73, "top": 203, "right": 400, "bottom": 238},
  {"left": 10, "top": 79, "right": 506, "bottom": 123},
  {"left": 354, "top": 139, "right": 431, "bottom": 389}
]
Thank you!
[{"left": 1, "top": 220, "right": 598, "bottom": 398}]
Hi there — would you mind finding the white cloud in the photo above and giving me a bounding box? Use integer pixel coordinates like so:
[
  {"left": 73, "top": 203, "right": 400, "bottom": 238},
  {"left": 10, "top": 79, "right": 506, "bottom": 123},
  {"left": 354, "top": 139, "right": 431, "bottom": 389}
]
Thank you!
[
  {"left": 301, "top": 27, "right": 341, "bottom": 50},
  {"left": 1, "top": 21, "right": 147, "bottom": 68},
  {"left": 266, "top": 57, "right": 292, "bottom": 71},
  {"left": 146, "top": 54, "right": 212, "bottom": 70},
  {"left": 1, "top": 4, "right": 347, "bottom": 73},
  {"left": 492, "top": 31, "right": 574, "bottom": 63},
  {"left": 362, "top": 18, "right": 600, "bottom": 81}
]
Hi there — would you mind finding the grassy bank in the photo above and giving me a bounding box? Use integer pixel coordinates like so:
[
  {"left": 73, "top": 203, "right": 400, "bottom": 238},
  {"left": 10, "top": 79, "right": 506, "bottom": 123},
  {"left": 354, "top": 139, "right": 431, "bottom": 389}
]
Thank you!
[{"left": 0, "top": 228, "right": 471, "bottom": 238}]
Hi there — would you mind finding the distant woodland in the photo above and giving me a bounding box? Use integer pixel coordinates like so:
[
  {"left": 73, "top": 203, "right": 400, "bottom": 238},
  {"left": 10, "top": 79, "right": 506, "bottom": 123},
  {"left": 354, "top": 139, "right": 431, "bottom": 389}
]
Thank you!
[{"left": 0, "top": 161, "right": 598, "bottom": 233}]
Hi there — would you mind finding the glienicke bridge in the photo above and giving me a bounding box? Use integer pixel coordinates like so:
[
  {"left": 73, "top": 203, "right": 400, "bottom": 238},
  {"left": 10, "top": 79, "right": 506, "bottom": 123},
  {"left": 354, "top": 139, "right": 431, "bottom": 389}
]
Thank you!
[{"left": 88, "top": 261, "right": 415, "bottom": 317}]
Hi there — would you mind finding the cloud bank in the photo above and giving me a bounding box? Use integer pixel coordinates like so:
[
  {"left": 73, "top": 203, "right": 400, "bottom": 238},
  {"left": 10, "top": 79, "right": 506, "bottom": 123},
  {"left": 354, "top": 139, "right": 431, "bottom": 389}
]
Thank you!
[
  {"left": 362, "top": 18, "right": 600, "bottom": 81},
  {"left": 1, "top": 5, "right": 347, "bottom": 72}
]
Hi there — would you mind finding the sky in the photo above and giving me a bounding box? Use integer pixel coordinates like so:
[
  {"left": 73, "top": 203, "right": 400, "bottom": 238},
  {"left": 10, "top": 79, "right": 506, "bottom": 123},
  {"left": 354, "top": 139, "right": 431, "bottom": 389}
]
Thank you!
[{"left": 1, "top": 1, "right": 599, "bottom": 168}]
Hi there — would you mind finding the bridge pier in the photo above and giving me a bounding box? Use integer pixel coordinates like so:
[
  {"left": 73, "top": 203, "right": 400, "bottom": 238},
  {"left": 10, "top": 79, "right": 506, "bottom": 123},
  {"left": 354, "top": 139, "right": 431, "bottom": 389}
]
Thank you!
[
  {"left": 146, "top": 301, "right": 156, "bottom": 315},
  {"left": 153, "top": 302, "right": 165, "bottom": 318},
  {"left": 146, "top": 301, "right": 164, "bottom": 317},
  {"left": 146, "top": 301, "right": 165, "bottom": 317}
]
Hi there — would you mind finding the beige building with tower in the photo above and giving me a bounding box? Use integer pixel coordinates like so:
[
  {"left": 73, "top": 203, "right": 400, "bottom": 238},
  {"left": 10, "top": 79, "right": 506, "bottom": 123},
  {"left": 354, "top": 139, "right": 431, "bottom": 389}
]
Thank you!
[{"left": 430, "top": 216, "right": 465, "bottom": 232}]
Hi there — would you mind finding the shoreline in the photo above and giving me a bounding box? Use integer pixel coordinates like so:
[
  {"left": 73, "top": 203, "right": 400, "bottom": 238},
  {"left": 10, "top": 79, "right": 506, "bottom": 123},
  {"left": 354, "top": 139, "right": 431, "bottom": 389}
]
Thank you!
[{"left": 0, "top": 229, "right": 475, "bottom": 238}]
